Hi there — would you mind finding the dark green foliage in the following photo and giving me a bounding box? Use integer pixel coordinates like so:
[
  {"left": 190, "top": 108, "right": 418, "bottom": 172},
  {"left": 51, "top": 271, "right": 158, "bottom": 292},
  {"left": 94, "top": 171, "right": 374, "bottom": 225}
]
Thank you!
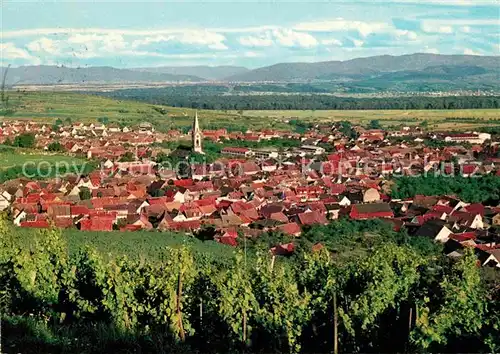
[
  {"left": 368, "top": 119, "right": 381, "bottom": 129},
  {"left": 13, "top": 133, "right": 35, "bottom": 148},
  {"left": 47, "top": 141, "right": 64, "bottom": 152},
  {"left": 0, "top": 215, "right": 498, "bottom": 353},
  {"left": 78, "top": 186, "right": 92, "bottom": 200},
  {"left": 99, "top": 89, "right": 500, "bottom": 110},
  {"left": 97, "top": 116, "right": 109, "bottom": 124},
  {"left": 391, "top": 175, "right": 500, "bottom": 204},
  {"left": 0, "top": 161, "right": 96, "bottom": 183},
  {"left": 119, "top": 151, "right": 135, "bottom": 162}
]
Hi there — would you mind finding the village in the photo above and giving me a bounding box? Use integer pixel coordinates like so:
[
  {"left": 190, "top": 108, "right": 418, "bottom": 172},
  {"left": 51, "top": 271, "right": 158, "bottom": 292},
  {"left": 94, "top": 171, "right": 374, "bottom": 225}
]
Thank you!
[{"left": 0, "top": 114, "right": 499, "bottom": 266}]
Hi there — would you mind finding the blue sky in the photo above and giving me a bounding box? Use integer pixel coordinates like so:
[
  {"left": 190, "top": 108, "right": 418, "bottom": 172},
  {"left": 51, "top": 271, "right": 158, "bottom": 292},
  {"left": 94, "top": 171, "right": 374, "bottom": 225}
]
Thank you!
[{"left": 2, "top": 0, "right": 499, "bottom": 68}]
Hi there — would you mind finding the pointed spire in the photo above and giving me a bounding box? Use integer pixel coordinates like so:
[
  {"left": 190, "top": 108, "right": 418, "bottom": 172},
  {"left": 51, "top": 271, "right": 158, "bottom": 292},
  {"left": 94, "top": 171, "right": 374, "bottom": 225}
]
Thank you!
[
  {"left": 192, "top": 110, "right": 203, "bottom": 154},
  {"left": 193, "top": 110, "right": 199, "bottom": 131}
]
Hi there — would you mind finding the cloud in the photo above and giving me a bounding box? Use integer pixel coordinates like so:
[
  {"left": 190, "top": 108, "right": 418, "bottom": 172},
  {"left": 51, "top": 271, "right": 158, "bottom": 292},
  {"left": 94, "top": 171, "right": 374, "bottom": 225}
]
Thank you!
[
  {"left": 321, "top": 38, "right": 343, "bottom": 46},
  {"left": 352, "top": 39, "right": 364, "bottom": 47},
  {"left": 421, "top": 22, "right": 455, "bottom": 33},
  {"left": 395, "top": 29, "right": 418, "bottom": 40},
  {"left": 2, "top": 12, "right": 498, "bottom": 68},
  {"left": 26, "top": 34, "right": 129, "bottom": 59},
  {"left": 271, "top": 29, "right": 318, "bottom": 48},
  {"left": 423, "top": 46, "right": 440, "bottom": 54},
  {"left": 1, "top": 42, "right": 35, "bottom": 60},
  {"left": 26, "top": 37, "right": 60, "bottom": 54},
  {"left": 239, "top": 35, "right": 274, "bottom": 47},
  {"left": 68, "top": 33, "right": 128, "bottom": 52},
  {"left": 132, "top": 30, "right": 227, "bottom": 50},
  {"left": 463, "top": 48, "right": 483, "bottom": 55},
  {"left": 294, "top": 19, "right": 391, "bottom": 37}
]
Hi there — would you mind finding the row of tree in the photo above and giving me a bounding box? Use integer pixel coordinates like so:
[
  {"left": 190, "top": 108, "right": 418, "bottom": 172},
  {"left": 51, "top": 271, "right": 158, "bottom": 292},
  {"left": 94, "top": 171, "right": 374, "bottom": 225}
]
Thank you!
[
  {"left": 99, "top": 90, "right": 500, "bottom": 110},
  {"left": 1, "top": 215, "right": 499, "bottom": 353}
]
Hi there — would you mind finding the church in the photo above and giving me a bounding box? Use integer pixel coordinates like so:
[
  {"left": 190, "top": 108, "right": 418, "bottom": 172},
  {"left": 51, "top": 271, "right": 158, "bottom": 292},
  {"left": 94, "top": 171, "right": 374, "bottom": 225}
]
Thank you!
[{"left": 192, "top": 111, "right": 203, "bottom": 154}]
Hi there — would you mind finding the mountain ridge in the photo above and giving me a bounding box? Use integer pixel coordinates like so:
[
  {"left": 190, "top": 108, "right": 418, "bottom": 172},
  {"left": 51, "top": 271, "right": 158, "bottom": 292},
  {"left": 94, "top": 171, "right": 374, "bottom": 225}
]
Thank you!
[
  {"left": 226, "top": 53, "right": 500, "bottom": 82},
  {"left": 2, "top": 54, "right": 499, "bottom": 92}
]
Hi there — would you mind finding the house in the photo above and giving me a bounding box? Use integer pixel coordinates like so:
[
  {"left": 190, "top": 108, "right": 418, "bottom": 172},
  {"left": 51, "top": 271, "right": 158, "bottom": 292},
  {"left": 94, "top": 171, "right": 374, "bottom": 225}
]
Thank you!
[
  {"left": 479, "top": 249, "right": 500, "bottom": 268},
  {"left": 449, "top": 211, "right": 484, "bottom": 230},
  {"left": 298, "top": 210, "right": 328, "bottom": 226},
  {"left": 222, "top": 147, "right": 253, "bottom": 158},
  {"left": 0, "top": 194, "right": 10, "bottom": 211},
  {"left": 79, "top": 217, "right": 114, "bottom": 231},
  {"left": 275, "top": 222, "right": 302, "bottom": 237},
  {"left": 126, "top": 214, "right": 153, "bottom": 230},
  {"left": 13, "top": 210, "right": 27, "bottom": 226},
  {"left": 414, "top": 219, "right": 453, "bottom": 243},
  {"left": 350, "top": 203, "right": 394, "bottom": 220},
  {"left": 47, "top": 204, "right": 71, "bottom": 219},
  {"left": 299, "top": 145, "right": 325, "bottom": 155},
  {"left": 444, "top": 133, "right": 491, "bottom": 144}
]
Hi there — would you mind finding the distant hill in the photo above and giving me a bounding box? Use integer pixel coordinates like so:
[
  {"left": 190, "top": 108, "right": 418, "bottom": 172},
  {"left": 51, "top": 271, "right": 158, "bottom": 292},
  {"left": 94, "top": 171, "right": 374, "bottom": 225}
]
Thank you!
[
  {"left": 131, "top": 65, "right": 250, "bottom": 80},
  {"left": 1, "top": 65, "right": 204, "bottom": 85},
  {"left": 226, "top": 53, "right": 500, "bottom": 84},
  {"left": 3, "top": 54, "right": 499, "bottom": 92}
]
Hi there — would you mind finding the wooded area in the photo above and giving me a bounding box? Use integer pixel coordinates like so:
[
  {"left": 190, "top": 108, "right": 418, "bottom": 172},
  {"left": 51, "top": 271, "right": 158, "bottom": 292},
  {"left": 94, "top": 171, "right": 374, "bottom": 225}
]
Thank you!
[{"left": 100, "top": 90, "right": 500, "bottom": 110}]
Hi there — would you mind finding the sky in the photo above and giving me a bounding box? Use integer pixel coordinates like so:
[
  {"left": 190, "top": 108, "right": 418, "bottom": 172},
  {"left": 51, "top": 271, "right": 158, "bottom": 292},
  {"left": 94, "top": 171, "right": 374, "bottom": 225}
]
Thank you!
[{"left": 1, "top": 0, "right": 499, "bottom": 68}]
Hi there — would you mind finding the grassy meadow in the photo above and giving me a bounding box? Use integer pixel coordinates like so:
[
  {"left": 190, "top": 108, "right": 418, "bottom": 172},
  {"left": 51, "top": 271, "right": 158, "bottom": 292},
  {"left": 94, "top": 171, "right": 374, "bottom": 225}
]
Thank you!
[
  {"left": 1, "top": 90, "right": 499, "bottom": 131},
  {"left": 0, "top": 149, "right": 86, "bottom": 169}
]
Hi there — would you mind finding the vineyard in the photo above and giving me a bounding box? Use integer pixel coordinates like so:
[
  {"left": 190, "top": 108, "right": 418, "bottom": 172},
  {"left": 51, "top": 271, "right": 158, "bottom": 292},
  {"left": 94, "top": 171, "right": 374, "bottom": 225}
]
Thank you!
[{"left": 1, "top": 214, "right": 499, "bottom": 353}]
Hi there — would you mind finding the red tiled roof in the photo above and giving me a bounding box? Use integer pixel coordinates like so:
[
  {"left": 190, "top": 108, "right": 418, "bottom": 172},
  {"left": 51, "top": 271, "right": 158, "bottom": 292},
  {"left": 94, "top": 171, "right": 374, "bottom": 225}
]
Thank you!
[
  {"left": 80, "top": 217, "right": 114, "bottom": 231},
  {"left": 298, "top": 211, "right": 328, "bottom": 225},
  {"left": 217, "top": 236, "right": 238, "bottom": 246},
  {"left": 350, "top": 203, "right": 394, "bottom": 220},
  {"left": 276, "top": 222, "right": 301, "bottom": 236},
  {"left": 20, "top": 220, "right": 50, "bottom": 228},
  {"left": 174, "top": 179, "right": 194, "bottom": 187}
]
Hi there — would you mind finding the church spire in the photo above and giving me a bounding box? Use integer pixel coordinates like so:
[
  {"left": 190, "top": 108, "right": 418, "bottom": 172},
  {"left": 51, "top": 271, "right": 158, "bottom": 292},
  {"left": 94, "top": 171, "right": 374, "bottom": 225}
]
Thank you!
[{"left": 192, "top": 110, "right": 203, "bottom": 154}]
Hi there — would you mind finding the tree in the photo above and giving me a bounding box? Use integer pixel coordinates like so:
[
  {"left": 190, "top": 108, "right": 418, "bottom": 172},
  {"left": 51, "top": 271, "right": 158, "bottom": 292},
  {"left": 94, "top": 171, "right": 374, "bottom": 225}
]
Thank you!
[
  {"left": 79, "top": 186, "right": 92, "bottom": 200},
  {"left": 119, "top": 152, "right": 135, "bottom": 162},
  {"left": 368, "top": 120, "right": 382, "bottom": 129},
  {"left": 13, "top": 133, "right": 35, "bottom": 148},
  {"left": 47, "top": 141, "right": 64, "bottom": 152},
  {"left": 411, "top": 249, "right": 487, "bottom": 351},
  {"left": 252, "top": 255, "right": 312, "bottom": 353},
  {"left": 97, "top": 116, "right": 109, "bottom": 124},
  {"left": 215, "top": 252, "right": 257, "bottom": 347}
]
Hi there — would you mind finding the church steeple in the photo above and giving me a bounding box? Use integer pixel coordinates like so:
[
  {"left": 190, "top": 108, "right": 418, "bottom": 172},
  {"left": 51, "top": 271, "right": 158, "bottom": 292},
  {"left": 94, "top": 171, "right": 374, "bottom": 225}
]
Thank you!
[{"left": 192, "top": 110, "right": 203, "bottom": 154}]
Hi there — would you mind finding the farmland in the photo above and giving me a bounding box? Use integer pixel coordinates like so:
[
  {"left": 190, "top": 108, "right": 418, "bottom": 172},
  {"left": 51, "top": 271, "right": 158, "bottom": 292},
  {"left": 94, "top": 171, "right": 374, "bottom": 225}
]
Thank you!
[
  {"left": 0, "top": 146, "right": 90, "bottom": 182},
  {"left": 2, "top": 90, "right": 499, "bottom": 131},
  {"left": 0, "top": 147, "right": 86, "bottom": 170},
  {"left": 9, "top": 225, "right": 234, "bottom": 263}
]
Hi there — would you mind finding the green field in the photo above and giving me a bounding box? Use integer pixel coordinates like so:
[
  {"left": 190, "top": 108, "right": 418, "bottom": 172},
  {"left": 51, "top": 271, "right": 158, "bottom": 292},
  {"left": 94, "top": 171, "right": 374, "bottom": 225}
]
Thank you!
[
  {"left": 62, "top": 229, "right": 235, "bottom": 263},
  {"left": 0, "top": 146, "right": 90, "bottom": 182},
  {"left": 0, "top": 149, "right": 86, "bottom": 169},
  {"left": 9, "top": 225, "right": 235, "bottom": 263},
  {"left": 2, "top": 91, "right": 499, "bottom": 131}
]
